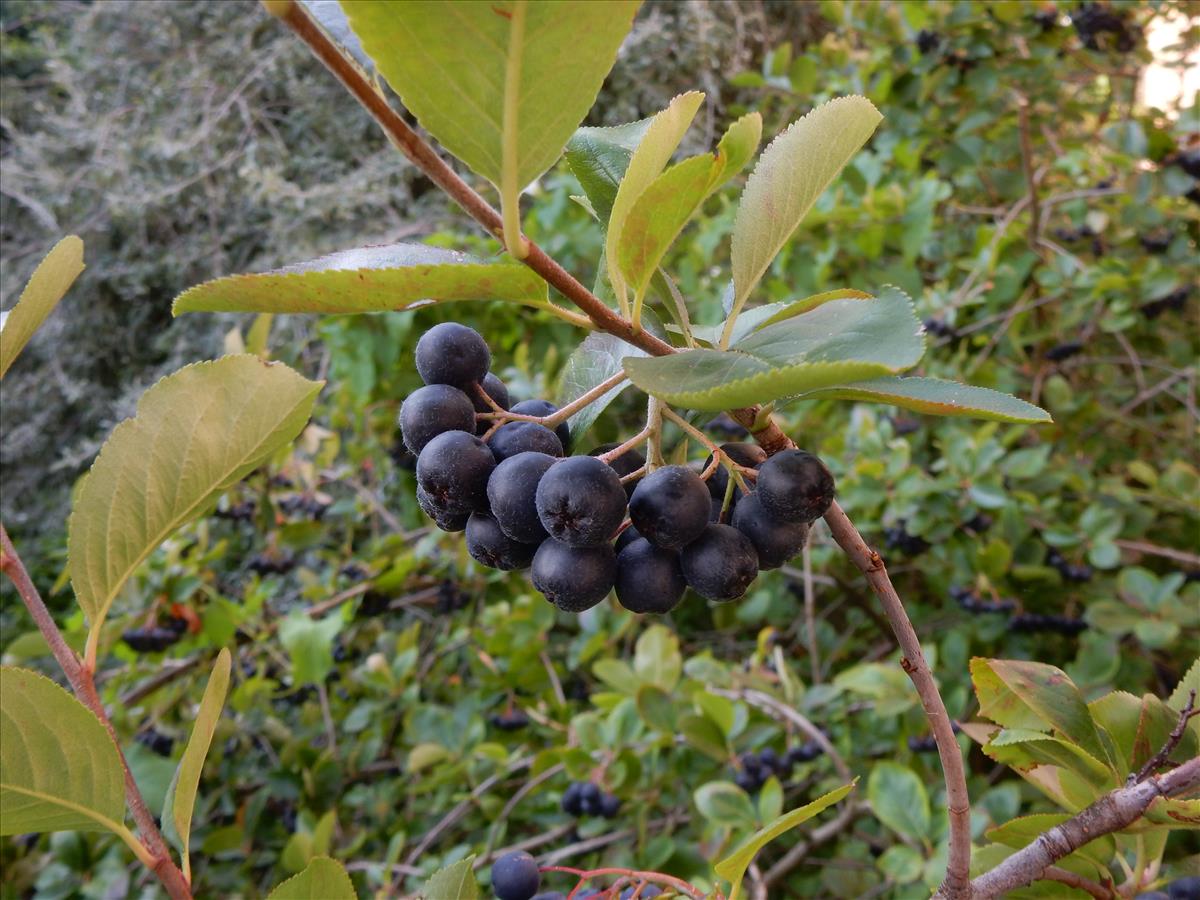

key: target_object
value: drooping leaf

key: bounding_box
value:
[565,118,654,223]
[68,357,322,634]
[793,376,1052,424]
[724,96,882,345]
[162,648,232,881]
[343,1,640,250]
[868,762,931,841]
[173,243,548,315]
[715,781,856,900]
[419,855,479,899]
[0,235,84,379]
[266,856,356,900]
[0,667,126,836]
[623,286,922,410]
[557,332,646,439]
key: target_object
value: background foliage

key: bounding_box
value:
[1,0,1197,897]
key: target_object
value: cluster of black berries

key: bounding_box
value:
[951,586,1016,614]
[1136,876,1200,900]
[489,709,530,731]
[923,317,956,339]
[401,322,834,615]
[136,728,174,757]
[1139,231,1172,254]
[1046,548,1093,582]
[915,29,941,54]
[1010,612,1088,636]
[884,521,930,556]
[277,494,329,520]
[561,781,620,819]
[1071,2,1138,52]
[1142,287,1191,320]
[733,743,822,794]
[247,551,295,576]
[121,616,188,653]
[214,499,255,522]
[491,850,663,900]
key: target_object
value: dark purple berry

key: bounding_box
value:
[510,399,571,453]
[416,484,470,532]
[488,421,563,461]
[416,430,495,514]
[122,627,183,653]
[704,442,767,503]
[535,456,627,547]
[628,465,711,550]
[472,372,511,434]
[562,781,584,816]
[399,384,476,454]
[136,729,174,757]
[491,850,540,900]
[488,452,556,544]
[614,524,642,554]
[531,539,616,612]
[589,443,646,497]
[615,538,686,615]
[756,450,835,524]
[416,322,490,389]
[466,514,539,571]
[680,524,758,602]
[732,492,810,569]
[598,793,621,819]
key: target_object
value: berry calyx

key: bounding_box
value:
[487,451,557,544]
[756,449,835,524]
[615,538,687,615]
[416,485,470,532]
[535,456,627,547]
[415,430,496,514]
[531,539,616,612]
[731,492,810,570]
[628,464,711,550]
[399,383,475,454]
[491,850,540,900]
[466,513,539,571]
[415,321,490,389]
[680,524,758,601]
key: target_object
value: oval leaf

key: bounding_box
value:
[420,856,479,899]
[0,666,126,836]
[694,780,757,829]
[0,235,84,379]
[794,376,1051,424]
[623,286,922,410]
[724,96,882,345]
[868,762,930,841]
[68,357,322,632]
[565,118,654,224]
[267,855,356,900]
[163,648,232,880]
[173,243,547,315]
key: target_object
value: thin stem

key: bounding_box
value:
[646,397,665,469]
[597,425,652,464]
[540,865,706,900]
[662,407,758,483]
[475,371,628,427]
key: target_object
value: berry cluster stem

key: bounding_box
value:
[474,371,629,426]
[540,865,708,899]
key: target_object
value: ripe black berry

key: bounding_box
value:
[578,781,601,814]
[619,887,662,899]
[1140,231,1172,254]
[589,443,646,497]
[786,742,822,765]
[488,421,563,461]
[732,492,810,569]
[535,456,627,547]
[705,442,767,503]
[399,384,476,454]
[615,538,686,615]
[615,524,642,553]
[562,781,584,816]
[680,524,758,602]
[531,539,616,612]
[472,372,512,433]
[491,850,540,900]
[136,728,174,757]
[466,513,539,571]
[598,793,621,819]
[416,430,495,514]
[1168,877,1200,900]
[415,322,490,389]
[510,399,571,453]
[1045,341,1083,362]
[756,450,835,524]
[416,484,470,532]
[916,29,941,54]
[628,465,711,549]
[908,735,938,753]
[884,522,929,556]
[488,451,556,543]
[122,627,183,653]
[489,710,530,731]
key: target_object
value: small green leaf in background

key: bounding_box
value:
[266,855,355,900]
[173,243,548,315]
[67,357,322,640]
[868,762,930,842]
[0,667,126,836]
[162,648,232,882]
[419,855,478,900]
[794,376,1051,424]
[724,95,883,345]
[278,612,343,686]
[878,845,925,884]
[715,780,856,900]
[694,780,758,830]
[557,332,646,439]
[624,286,922,410]
[633,624,682,691]
[0,235,84,379]
[566,118,654,223]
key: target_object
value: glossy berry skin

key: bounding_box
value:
[705,441,767,502]
[615,538,686,615]
[732,492,810,569]
[628,465,711,550]
[488,421,563,461]
[1168,877,1200,900]
[532,539,616,612]
[488,452,556,543]
[416,430,495,514]
[511,399,571,453]
[473,372,511,434]
[756,449,835,524]
[466,514,538,571]
[415,322,490,389]
[416,485,470,532]
[590,443,646,497]
[535,456,627,547]
[681,524,758,602]
[399,384,476,454]
[491,850,540,900]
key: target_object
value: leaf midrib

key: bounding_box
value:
[0,782,126,835]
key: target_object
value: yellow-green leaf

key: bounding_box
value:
[420,856,479,899]
[0,235,84,379]
[267,855,355,900]
[68,357,322,636]
[162,648,232,882]
[794,376,1052,424]
[0,666,126,836]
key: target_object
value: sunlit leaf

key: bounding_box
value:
[565,118,654,223]
[267,856,355,899]
[0,235,84,379]
[868,763,930,841]
[419,855,479,899]
[794,376,1052,424]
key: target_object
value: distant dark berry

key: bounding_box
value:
[916,29,941,54]
[884,522,930,556]
[598,793,621,819]
[532,539,617,612]
[416,430,495,514]
[680,524,758,602]
[488,421,564,461]
[1176,149,1200,179]
[908,735,939,753]
[1168,877,1200,900]
[1142,288,1190,319]
[535,456,627,547]
[466,513,539,571]
[1140,232,1172,254]
[136,729,174,757]
[357,590,391,618]
[732,492,809,569]
[510,399,571,453]
[734,769,761,793]
[923,317,956,338]
[1045,342,1083,362]
[399,384,475,454]
[416,484,470,532]
[562,781,584,816]
[1032,8,1058,30]
[589,443,646,497]
[756,450,835,524]
[786,741,822,765]
[247,551,295,575]
[122,627,183,653]
[163,616,189,635]
[619,887,662,899]
[758,747,780,772]
[891,417,921,436]
[416,322,490,389]
[615,538,687,615]
[628,465,711,550]
[491,850,540,900]
[1009,613,1088,635]
[489,710,530,731]
[963,513,993,533]
[704,442,767,503]
[472,372,511,434]
[488,452,557,544]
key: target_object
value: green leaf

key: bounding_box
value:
[794,376,1052,424]
[694,780,757,829]
[278,612,343,686]
[633,625,682,691]
[0,235,84,379]
[557,332,645,439]
[267,856,355,900]
[606,91,705,307]
[712,112,764,190]
[162,648,232,881]
[985,729,1115,787]
[623,286,922,410]
[173,243,548,315]
[715,781,856,900]
[0,667,126,836]
[986,814,1116,873]
[419,855,479,899]
[635,685,677,733]
[67,357,321,635]
[868,762,930,841]
[724,96,882,345]
[877,845,924,884]
[343,1,639,252]
[565,118,654,223]
[1168,657,1200,714]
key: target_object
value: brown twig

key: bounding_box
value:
[1114,539,1200,569]
[1041,866,1113,899]
[1133,689,1197,783]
